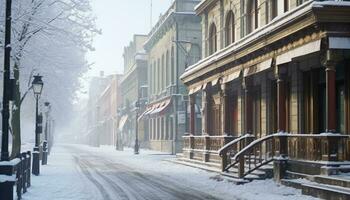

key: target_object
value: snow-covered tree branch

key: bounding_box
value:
[0,0,99,157]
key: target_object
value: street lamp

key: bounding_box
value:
[42,101,51,165]
[32,74,44,176]
[134,100,140,155]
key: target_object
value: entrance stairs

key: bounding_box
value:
[175,153,273,184]
[281,166,350,200]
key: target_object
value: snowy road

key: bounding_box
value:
[24,144,319,200]
[68,146,220,200]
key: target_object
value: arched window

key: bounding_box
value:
[225,11,235,46]
[209,23,217,55]
[247,0,258,34]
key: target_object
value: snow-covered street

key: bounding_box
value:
[22,144,318,200]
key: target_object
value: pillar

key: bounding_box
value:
[277,75,286,132]
[243,78,253,134]
[190,94,196,135]
[202,88,209,135]
[325,64,336,133]
[221,83,229,135]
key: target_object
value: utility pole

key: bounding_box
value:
[1,0,13,162]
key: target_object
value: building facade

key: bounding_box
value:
[86,72,122,147]
[96,74,123,146]
[141,0,202,153]
[180,0,350,189]
[119,35,149,150]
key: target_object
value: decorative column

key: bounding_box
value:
[277,74,286,133]
[189,94,196,135]
[243,78,253,134]
[221,82,229,135]
[325,63,337,133]
[202,88,209,135]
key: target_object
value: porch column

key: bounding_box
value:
[221,83,229,135]
[190,94,196,135]
[325,64,336,133]
[277,75,286,132]
[202,88,209,135]
[243,78,253,134]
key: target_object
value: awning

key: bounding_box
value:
[149,99,172,116]
[243,58,273,77]
[222,70,241,84]
[118,115,128,131]
[276,39,321,65]
[138,107,152,121]
[329,37,350,50]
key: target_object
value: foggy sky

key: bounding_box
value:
[87,0,173,76]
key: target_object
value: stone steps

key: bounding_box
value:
[282,170,350,200]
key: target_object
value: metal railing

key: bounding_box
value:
[221,133,350,178]
[15,151,32,199]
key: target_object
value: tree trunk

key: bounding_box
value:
[11,62,21,158]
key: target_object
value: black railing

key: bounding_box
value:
[15,151,31,199]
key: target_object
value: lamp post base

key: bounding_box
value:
[42,151,48,165]
[32,147,40,176]
[134,142,139,155]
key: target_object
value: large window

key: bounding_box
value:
[209,23,217,55]
[270,0,277,20]
[225,11,235,46]
[247,0,258,34]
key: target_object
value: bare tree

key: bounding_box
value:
[0,0,99,157]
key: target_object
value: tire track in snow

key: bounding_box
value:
[73,156,114,200]
[69,146,222,200]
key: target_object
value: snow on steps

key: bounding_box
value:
[173,155,273,182]
[169,158,249,185]
[281,178,350,200]
[282,171,350,200]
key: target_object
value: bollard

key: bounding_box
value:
[21,153,27,193]
[32,147,40,176]
[27,151,31,187]
[42,141,48,165]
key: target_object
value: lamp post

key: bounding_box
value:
[32,75,44,176]
[134,100,140,155]
[42,102,50,165]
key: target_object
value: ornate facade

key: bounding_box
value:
[141,0,202,153]
[180,0,350,198]
[119,35,149,149]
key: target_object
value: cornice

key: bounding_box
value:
[195,0,218,15]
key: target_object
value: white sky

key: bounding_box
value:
[87,0,173,77]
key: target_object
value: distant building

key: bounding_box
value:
[119,35,149,149]
[141,0,202,154]
[86,72,122,147]
[96,74,123,146]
